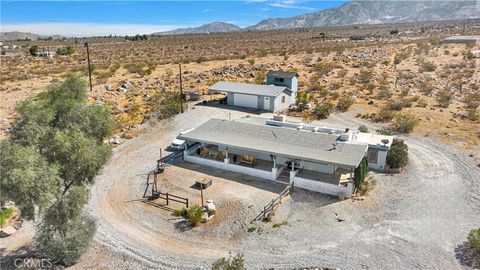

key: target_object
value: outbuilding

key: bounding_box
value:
[208,70,299,112]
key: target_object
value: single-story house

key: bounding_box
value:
[179,118,369,198]
[260,116,394,172]
[442,36,480,45]
[208,70,299,112]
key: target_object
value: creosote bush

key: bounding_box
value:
[392,113,419,133]
[314,102,334,119]
[386,138,408,169]
[468,228,480,255]
[212,252,245,270]
[186,205,204,226]
[437,89,453,108]
[336,95,354,112]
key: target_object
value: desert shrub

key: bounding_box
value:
[468,228,480,254]
[357,179,377,196]
[374,107,396,122]
[336,95,354,112]
[386,139,408,169]
[466,109,479,122]
[212,252,245,270]
[247,226,256,232]
[377,87,392,100]
[358,69,373,84]
[56,46,75,55]
[296,92,314,106]
[418,81,434,96]
[358,125,368,133]
[464,92,480,110]
[392,113,419,133]
[195,56,206,63]
[186,205,203,226]
[247,59,255,65]
[0,208,14,227]
[314,102,334,119]
[337,69,348,78]
[272,221,288,228]
[376,129,394,135]
[418,60,437,72]
[417,98,428,107]
[314,62,334,77]
[173,207,187,217]
[387,100,405,111]
[436,89,453,108]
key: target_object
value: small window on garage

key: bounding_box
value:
[275,78,284,83]
[367,149,378,164]
[281,96,286,103]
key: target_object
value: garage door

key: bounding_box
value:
[233,93,258,109]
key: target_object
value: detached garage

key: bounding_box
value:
[209,81,292,112]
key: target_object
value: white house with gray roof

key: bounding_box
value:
[209,71,298,112]
[179,118,369,198]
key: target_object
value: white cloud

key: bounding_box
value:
[266,0,315,10]
[0,23,188,37]
[201,8,212,13]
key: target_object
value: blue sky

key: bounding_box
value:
[1,1,347,36]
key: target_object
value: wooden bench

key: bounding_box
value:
[240,154,256,167]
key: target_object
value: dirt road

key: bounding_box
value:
[44,105,480,269]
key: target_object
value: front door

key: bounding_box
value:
[264,97,270,110]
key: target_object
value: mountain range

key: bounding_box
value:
[2,1,479,39]
[154,0,479,35]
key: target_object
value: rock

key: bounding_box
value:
[122,82,132,89]
[112,136,121,145]
[105,85,112,91]
[117,87,127,92]
[201,212,209,223]
[206,199,216,211]
[0,226,16,237]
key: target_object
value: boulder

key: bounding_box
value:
[0,226,16,237]
[105,85,112,91]
[206,199,216,211]
[201,212,209,223]
[122,82,132,89]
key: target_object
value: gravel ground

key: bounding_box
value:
[3,103,479,269]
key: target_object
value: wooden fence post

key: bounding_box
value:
[166,193,169,205]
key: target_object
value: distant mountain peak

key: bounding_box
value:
[153,22,241,35]
[248,0,479,30]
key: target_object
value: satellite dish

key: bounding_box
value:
[381,139,390,146]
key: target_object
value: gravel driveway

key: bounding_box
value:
[73,104,480,269]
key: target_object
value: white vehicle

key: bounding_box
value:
[170,128,194,150]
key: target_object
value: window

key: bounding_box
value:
[274,78,284,83]
[367,149,378,164]
[281,96,286,103]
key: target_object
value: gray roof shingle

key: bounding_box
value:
[209,81,289,97]
[266,70,299,79]
[179,118,368,168]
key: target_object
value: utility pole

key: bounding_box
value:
[84,42,93,92]
[179,63,184,113]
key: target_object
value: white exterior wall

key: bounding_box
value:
[293,175,354,198]
[299,160,335,174]
[273,92,292,112]
[368,149,388,171]
[184,154,277,181]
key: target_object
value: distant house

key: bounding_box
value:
[442,36,480,45]
[208,70,299,112]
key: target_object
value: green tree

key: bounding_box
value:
[3,73,113,266]
[0,141,59,219]
[386,139,408,169]
[212,252,245,270]
[36,187,96,266]
[29,45,39,56]
[354,157,368,188]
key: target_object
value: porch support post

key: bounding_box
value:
[224,148,229,164]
